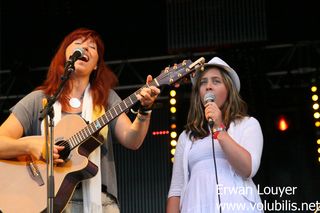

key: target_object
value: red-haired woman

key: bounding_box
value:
[0,28,159,212]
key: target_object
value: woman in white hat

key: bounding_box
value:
[167,57,264,212]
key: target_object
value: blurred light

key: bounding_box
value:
[311,86,317,93]
[170,90,176,97]
[170,98,177,105]
[171,148,176,155]
[169,89,178,164]
[170,106,177,113]
[152,130,169,135]
[278,116,288,131]
[314,112,320,119]
[170,140,177,146]
[315,121,320,127]
[317,139,320,144]
[312,94,318,101]
[318,148,320,154]
[313,103,319,110]
[170,131,177,138]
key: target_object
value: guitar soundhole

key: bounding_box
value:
[55,140,71,160]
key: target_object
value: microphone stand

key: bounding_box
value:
[39,63,76,213]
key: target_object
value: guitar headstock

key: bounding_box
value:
[154,57,205,87]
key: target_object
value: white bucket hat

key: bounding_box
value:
[191,57,241,92]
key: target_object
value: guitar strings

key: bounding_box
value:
[55,83,149,149]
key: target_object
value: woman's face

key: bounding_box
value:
[65,37,99,77]
[199,68,228,108]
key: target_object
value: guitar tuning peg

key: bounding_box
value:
[173,64,178,69]
[182,60,187,66]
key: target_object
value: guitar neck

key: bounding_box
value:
[64,57,204,150]
[66,81,158,150]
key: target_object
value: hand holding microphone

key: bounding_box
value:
[204,91,222,129]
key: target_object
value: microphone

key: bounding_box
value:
[65,48,84,68]
[204,92,216,128]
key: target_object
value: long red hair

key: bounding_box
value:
[36,28,118,111]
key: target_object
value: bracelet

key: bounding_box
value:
[212,124,226,139]
[130,108,139,114]
[136,113,150,122]
[138,105,152,115]
[130,104,153,115]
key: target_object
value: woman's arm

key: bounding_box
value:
[216,131,252,178]
[113,75,160,150]
[217,118,263,178]
[0,113,42,159]
[0,113,64,162]
[166,196,180,213]
[113,111,152,150]
[166,133,187,213]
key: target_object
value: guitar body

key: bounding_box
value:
[0,115,102,213]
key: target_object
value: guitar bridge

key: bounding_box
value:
[27,157,44,186]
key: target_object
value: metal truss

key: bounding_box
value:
[1,41,319,120]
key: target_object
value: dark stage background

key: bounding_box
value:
[1,0,320,212]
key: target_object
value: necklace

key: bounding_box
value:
[69,97,82,108]
[69,93,84,109]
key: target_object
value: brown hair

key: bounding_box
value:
[185,66,248,140]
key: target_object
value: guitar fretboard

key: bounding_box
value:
[66,81,158,150]
[61,58,198,150]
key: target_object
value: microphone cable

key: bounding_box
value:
[210,125,222,213]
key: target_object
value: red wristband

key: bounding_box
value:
[212,124,226,139]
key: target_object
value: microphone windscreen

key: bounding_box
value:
[204,92,215,104]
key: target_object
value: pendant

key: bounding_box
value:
[69,97,81,108]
